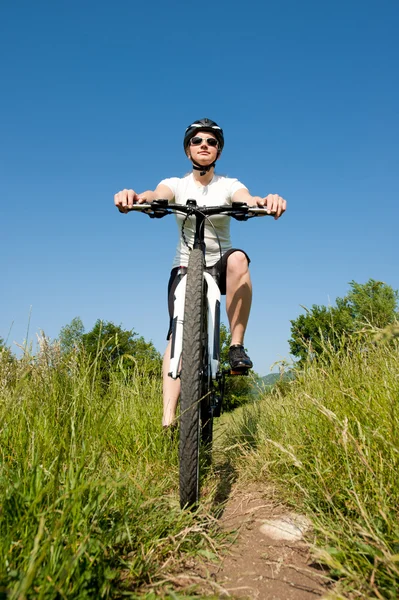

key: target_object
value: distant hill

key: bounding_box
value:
[261,373,280,386]
[260,371,295,387]
[247,371,295,399]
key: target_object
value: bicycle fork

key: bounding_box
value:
[168,270,221,380]
[169,268,250,419]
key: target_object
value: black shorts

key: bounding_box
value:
[166,248,250,340]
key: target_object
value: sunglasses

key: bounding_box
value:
[190,136,218,147]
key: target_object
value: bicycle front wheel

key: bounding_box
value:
[179,248,207,509]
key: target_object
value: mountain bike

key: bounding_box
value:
[129,199,270,508]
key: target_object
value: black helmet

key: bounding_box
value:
[183,118,224,154]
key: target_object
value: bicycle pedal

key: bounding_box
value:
[229,368,250,376]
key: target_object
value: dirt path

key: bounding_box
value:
[204,483,330,599]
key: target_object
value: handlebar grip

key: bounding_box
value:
[152,199,169,208]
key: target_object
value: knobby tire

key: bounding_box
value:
[179,248,208,508]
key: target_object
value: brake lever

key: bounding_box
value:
[149,210,170,219]
[233,213,250,221]
[134,199,170,219]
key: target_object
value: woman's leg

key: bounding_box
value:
[225,251,252,346]
[162,339,180,427]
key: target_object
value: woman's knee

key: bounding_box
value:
[227,251,250,276]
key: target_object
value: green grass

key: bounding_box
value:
[224,332,399,598]
[0,344,220,599]
[3,327,399,598]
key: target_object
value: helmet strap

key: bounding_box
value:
[191,159,216,176]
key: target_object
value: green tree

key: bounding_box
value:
[0,336,15,382]
[289,304,353,365]
[58,317,85,354]
[81,319,161,378]
[0,336,13,359]
[289,279,399,365]
[340,279,399,329]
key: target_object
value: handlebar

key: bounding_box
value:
[126,199,273,221]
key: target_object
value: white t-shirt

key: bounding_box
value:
[159,173,247,267]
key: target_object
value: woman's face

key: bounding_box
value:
[186,132,220,165]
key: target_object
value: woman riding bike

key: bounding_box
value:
[114,118,287,429]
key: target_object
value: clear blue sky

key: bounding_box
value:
[1,0,398,375]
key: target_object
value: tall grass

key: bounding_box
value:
[5,328,399,598]
[225,332,399,598]
[0,339,218,599]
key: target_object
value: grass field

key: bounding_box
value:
[0,343,220,599]
[1,327,399,598]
